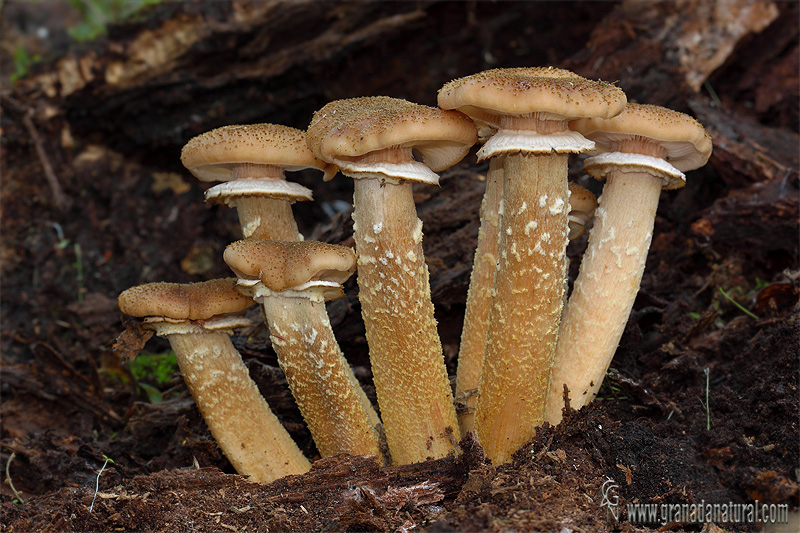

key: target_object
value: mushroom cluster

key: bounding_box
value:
[118,66,711,480]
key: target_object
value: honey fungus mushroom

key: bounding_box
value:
[117,278,311,483]
[453,177,597,434]
[181,124,334,241]
[546,103,712,424]
[306,96,477,464]
[224,239,385,463]
[438,67,626,463]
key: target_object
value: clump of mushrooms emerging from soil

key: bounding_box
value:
[437,67,627,463]
[118,66,710,479]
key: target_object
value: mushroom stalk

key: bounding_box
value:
[257,292,384,461]
[165,329,311,482]
[455,158,504,434]
[231,165,301,241]
[234,197,300,241]
[352,177,460,465]
[546,170,661,423]
[475,152,569,464]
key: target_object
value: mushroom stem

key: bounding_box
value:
[546,170,661,424]
[165,330,311,482]
[257,292,385,462]
[475,152,569,464]
[455,157,504,434]
[234,197,301,241]
[352,177,460,465]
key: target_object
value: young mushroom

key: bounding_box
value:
[224,239,385,463]
[567,182,598,241]
[454,176,597,434]
[118,278,311,483]
[545,103,712,424]
[306,96,477,464]
[181,124,334,241]
[438,67,626,463]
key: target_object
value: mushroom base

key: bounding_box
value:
[475,152,569,465]
[546,170,662,424]
[166,330,311,483]
[352,177,460,465]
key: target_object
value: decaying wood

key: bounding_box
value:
[565,0,793,116]
[13,0,790,152]
[690,99,799,188]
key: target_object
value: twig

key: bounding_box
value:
[19,107,71,211]
[5,452,25,504]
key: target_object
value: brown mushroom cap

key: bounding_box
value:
[437,67,627,127]
[118,278,255,320]
[567,182,597,240]
[181,124,332,182]
[306,96,477,172]
[570,103,712,172]
[224,239,356,292]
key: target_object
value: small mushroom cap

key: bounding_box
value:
[570,103,712,173]
[567,182,597,240]
[224,239,356,292]
[306,96,477,173]
[181,123,333,182]
[118,278,255,320]
[437,67,627,127]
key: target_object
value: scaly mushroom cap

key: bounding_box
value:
[438,67,626,159]
[571,103,713,189]
[437,67,627,127]
[181,123,333,182]
[306,96,477,183]
[224,239,356,293]
[118,278,255,320]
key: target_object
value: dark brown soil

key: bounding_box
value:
[1,1,798,532]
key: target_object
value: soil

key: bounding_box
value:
[1,1,798,532]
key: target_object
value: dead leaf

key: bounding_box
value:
[113,319,154,360]
[152,172,191,195]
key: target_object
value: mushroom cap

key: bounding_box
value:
[570,103,712,173]
[437,67,627,127]
[181,123,332,182]
[118,278,255,320]
[306,96,477,174]
[224,239,356,292]
[567,182,597,240]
